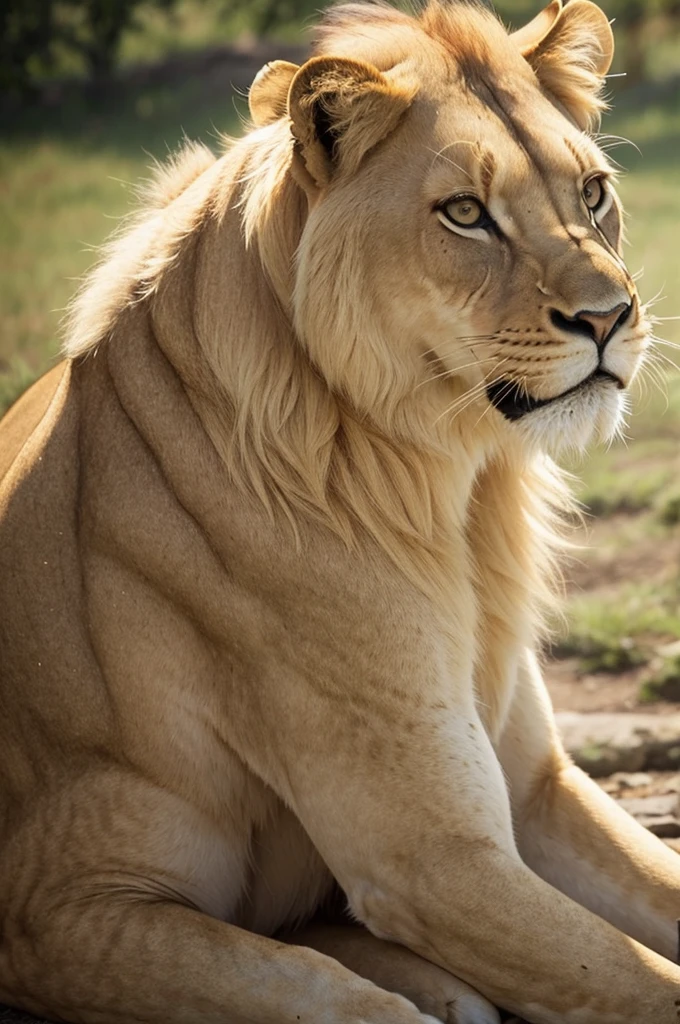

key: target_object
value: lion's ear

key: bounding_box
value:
[288,56,416,188]
[513,0,614,129]
[511,0,563,56]
[249,61,300,126]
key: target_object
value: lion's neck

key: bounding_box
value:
[140,129,519,607]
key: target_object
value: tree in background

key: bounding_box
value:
[75,0,179,81]
[603,0,680,83]
[218,0,317,37]
[1,0,178,95]
[2,0,679,95]
[496,0,680,83]
[1,1,56,95]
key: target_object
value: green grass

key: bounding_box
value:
[561,369,680,673]
[558,578,680,672]
[0,140,142,376]
[572,375,680,517]
[0,74,243,393]
[609,88,680,351]
[561,86,680,525]
[639,651,680,702]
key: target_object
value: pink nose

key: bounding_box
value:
[573,303,631,347]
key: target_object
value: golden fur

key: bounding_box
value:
[1,2,679,1023]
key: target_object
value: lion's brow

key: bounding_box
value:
[479,149,496,198]
[564,136,589,174]
[430,142,496,198]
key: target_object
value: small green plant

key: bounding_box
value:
[639,652,680,702]
[566,634,647,674]
[556,580,680,675]
[582,639,646,674]
[658,491,680,527]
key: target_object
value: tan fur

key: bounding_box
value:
[1,3,679,1024]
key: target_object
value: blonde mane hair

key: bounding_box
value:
[63,0,591,685]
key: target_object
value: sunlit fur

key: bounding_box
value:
[63,2,648,736]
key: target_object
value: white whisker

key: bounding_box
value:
[415,355,497,391]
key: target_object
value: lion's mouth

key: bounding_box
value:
[486,369,624,422]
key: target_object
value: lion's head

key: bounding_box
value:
[247,0,646,455]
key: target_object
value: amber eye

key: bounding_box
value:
[583,177,605,211]
[443,195,485,228]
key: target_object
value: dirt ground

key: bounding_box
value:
[545,656,680,713]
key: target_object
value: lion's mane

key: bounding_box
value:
[60,0,593,727]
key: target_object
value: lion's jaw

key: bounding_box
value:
[287,1,647,458]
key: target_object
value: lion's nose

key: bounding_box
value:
[550,301,632,348]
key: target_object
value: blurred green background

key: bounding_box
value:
[1,0,679,707]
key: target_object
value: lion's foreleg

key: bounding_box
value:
[2,893,446,1024]
[519,759,680,960]
[499,651,680,963]
[288,923,500,1024]
[0,771,442,1024]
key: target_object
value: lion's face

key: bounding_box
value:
[402,59,643,453]
[252,0,647,453]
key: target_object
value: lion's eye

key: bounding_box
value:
[583,177,605,212]
[441,195,487,228]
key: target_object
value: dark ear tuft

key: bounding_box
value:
[312,94,339,161]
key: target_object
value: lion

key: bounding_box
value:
[1,1,679,1022]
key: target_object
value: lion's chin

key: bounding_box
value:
[510,377,627,455]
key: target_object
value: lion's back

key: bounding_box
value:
[0,361,115,805]
[0,363,69,485]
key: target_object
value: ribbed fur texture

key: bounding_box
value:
[63,0,615,687]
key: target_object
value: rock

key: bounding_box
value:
[555,711,680,777]
[616,794,680,837]
[600,771,653,794]
[657,640,680,659]
[617,793,678,817]
[646,816,680,838]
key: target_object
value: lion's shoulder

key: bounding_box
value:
[0,362,70,485]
